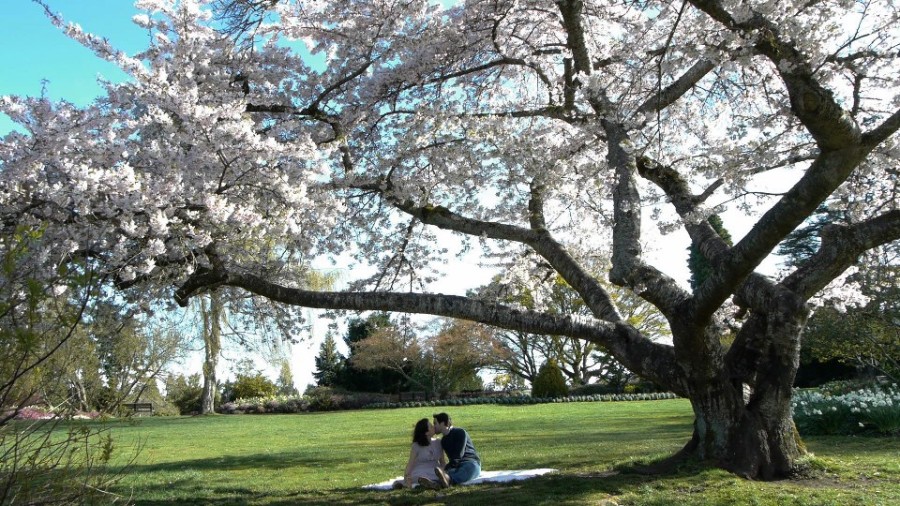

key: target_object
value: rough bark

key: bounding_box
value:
[681,291,808,479]
[200,292,222,415]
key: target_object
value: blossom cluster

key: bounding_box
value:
[792,384,900,436]
[6,406,101,421]
[11,406,56,421]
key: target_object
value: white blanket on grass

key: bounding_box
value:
[363,468,556,490]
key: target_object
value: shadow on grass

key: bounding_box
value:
[126,472,648,506]
[120,455,684,506]
[483,421,692,470]
[124,449,355,475]
[274,468,688,506]
[122,449,900,506]
[117,450,361,505]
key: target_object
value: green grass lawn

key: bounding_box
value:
[70,399,900,504]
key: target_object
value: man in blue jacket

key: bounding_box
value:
[431,412,481,488]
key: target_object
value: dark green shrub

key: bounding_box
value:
[151,402,181,416]
[818,379,872,396]
[532,359,569,398]
[165,374,206,414]
[169,384,203,415]
[340,391,392,409]
[305,386,340,411]
[280,397,310,413]
[93,386,119,413]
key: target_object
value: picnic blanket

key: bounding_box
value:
[363,468,557,490]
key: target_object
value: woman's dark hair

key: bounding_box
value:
[412,418,431,447]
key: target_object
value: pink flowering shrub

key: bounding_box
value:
[14,406,56,420]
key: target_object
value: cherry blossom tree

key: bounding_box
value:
[2,0,900,479]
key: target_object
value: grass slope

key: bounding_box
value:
[79,399,898,504]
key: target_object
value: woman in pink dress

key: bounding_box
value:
[394,418,446,489]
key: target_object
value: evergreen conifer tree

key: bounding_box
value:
[313,334,343,387]
[531,359,568,398]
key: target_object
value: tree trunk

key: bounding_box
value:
[687,379,803,479]
[201,361,216,415]
[70,378,89,412]
[680,306,807,479]
[200,292,222,415]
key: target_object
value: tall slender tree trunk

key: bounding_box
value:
[70,377,90,412]
[200,292,222,414]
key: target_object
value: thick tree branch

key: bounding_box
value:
[862,106,900,149]
[349,181,680,372]
[531,234,629,323]
[391,197,539,244]
[637,114,875,318]
[636,58,717,117]
[636,152,812,386]
[637,154,789,383]
[557,0,592,76]
[723,146,869,294]
[556,0,697,320]
[528,176,623,323]
[527,176,548,232]
[173,266,686,394]
[726,212,900,387]
[363,179,627,323]
[687,0,862,151]
[783,210,900,299]
[604,123,690,320]
[636,156,731,313]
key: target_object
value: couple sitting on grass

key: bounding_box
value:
[394,412,480,490]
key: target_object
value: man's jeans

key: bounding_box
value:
[446,460,481,485]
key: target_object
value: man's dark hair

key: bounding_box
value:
[433,412,451,426]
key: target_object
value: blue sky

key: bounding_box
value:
[1,1,147,134]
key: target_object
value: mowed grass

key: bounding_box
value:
[63,399,899,505]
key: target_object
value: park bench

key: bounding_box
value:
[457,389,484,398]
[123,402,153,415]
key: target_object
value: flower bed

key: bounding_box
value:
[792,383,900,435]
[3,406,102,421]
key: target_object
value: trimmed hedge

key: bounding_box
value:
[363,392,679,410]
[219,391,680,414]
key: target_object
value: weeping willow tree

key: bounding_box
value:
[194,269,339,413]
